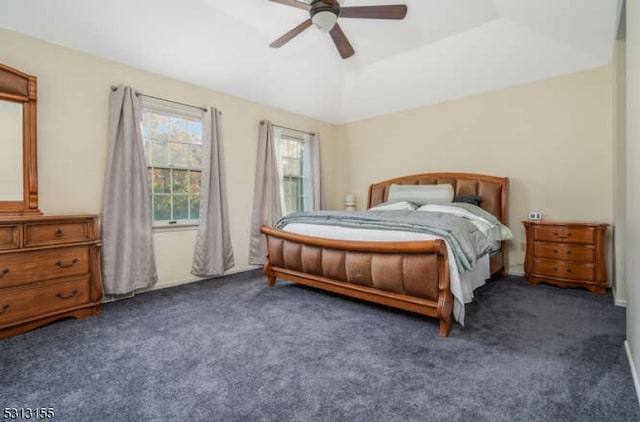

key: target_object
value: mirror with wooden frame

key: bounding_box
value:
[0,63,40,215]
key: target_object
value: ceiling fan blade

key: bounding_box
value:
[270,19,313,48]
[268,0,311,11]
[329,23,355,59]
[340,5,408,19]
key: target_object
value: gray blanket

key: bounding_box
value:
[275,210,494,272]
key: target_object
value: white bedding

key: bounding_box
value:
[282,222,491,325]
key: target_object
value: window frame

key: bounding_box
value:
[140,97,205,228]
[273,126,314,215]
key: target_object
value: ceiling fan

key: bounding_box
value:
[268,0,408,59]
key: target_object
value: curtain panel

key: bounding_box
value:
[102,85,158,295]
[248,121,283,265]
[191,107,235,277]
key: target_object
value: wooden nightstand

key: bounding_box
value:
[523,221,608,294]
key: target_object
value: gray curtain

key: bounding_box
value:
[102,85,158,295]
[310,132,323,210]
[191,107,235,277]
[248,121,283,265]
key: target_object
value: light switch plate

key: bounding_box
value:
[528,211,542,221]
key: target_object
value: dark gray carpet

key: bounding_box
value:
[1,270,638,422]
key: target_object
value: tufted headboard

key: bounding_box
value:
[367,172,509,225]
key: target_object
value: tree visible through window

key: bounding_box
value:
[141,99,204,225]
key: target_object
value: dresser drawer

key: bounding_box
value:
[24,221,91,247]
[0,277,90,326]
[0,246,89,289]
[533,242,594,262]
[532,259,595,282]
[533,226,594,244]
[0,225,20,250]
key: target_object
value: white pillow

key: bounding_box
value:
[369,200,417,211]
[387,184,454,205]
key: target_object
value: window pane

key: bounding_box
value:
[189,144,203,168]
[173,169,188,192]
[187,120,202,144]
[282,157,301,177]
[170,117,187,142]
[190,193,200,219]
[190,170,201,219]
[173,194,189,220]
[151,140,169,166]
[152,168,171,193]
[169,142,188,168]
[285,196,296,214]
[153,194,172,221]
[143,112,170,142]
[190,170,201,194]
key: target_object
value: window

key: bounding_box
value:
[141,98,204,226]
[274,126,314,214]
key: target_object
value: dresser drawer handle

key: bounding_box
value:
[55,228,63,237]
[0,303,9,314]
[55,258,78,269]
[0,268,9,279]
[566,269,572,273]
[56,288,78,300]
[554,232,571,238]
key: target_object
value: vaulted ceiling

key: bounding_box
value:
[0,0,623,123]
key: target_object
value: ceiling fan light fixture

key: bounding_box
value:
[311,11,338,32]
[310,1,340,32]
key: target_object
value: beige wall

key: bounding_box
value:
[0,28,338,288]
[614,38,627,304]
[335,66,614,276]
[625,0,640,399]
[0,29,617,293]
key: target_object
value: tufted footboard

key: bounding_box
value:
[260,226,453,336]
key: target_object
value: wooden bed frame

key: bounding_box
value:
[260,172,509,336]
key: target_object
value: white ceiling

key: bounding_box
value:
[0,0,623,124]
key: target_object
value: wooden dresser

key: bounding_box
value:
[0,214,102,338]
[523,221,608,294]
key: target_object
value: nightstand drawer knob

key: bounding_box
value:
[0,268,9,279]
[0,303,9,314]
[566,269,572,273]
[55,228,63,237]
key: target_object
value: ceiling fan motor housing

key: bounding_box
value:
[310,0,341,21]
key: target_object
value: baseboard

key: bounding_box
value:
[149,266,261,291]
[102,266,262,303]
[625,340,640,407]
[616,299,628,307]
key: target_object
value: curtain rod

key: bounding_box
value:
[110,85,208,113]
[262,121,315,136]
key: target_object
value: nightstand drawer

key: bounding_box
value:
[24,221,91,247]
[0,246,89,289]
[533,242,594,262]
[0,277,90,326]
[533,226,594,244]
[532,259,594,281]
